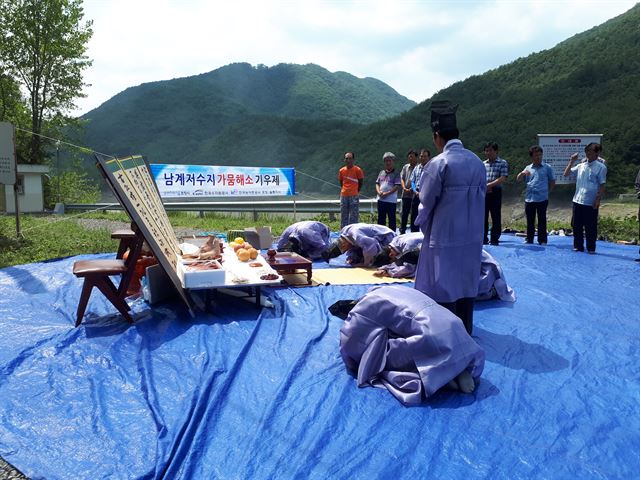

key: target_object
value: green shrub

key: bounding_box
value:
[43,170,100,208]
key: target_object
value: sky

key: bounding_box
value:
[75,0,638,116]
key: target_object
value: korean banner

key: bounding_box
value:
[537,134,603,185]
[149,164,295,198]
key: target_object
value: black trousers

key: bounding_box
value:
[525,200,548,244]
[377,201,397,232]
[409,196,420,232]
[438,297,475,335]
[400,196,419,233]
[484,189,502,244]
[400,197,413,234]
[573,202,599,252]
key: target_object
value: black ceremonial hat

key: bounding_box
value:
[430,100,458,132]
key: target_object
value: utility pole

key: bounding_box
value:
[56,141,61,203]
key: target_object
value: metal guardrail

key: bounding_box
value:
[65,198,384,216]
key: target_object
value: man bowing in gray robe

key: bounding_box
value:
[276,221,331,260]
[323,223,396,267]
[414,101,486,334]
[340,285,485,405]
[373,231,423,278]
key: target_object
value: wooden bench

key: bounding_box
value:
[111,228,137,259]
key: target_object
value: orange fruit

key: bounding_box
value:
[237,248,250,262]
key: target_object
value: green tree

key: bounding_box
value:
[0,0,92,163]
[0,73,23,120]
[43,158,100,208]
[0,72,31,159]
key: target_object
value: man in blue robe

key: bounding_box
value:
[323,223,396,266]
[339,285,485,405]
[477,250,516,302]
[276,221,330,260]
[414,101,486,334]
[373,231,423,278]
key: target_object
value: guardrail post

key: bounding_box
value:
[253,210,258,221]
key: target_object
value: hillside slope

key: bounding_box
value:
[295,4,640,196]
[79,62,415,163]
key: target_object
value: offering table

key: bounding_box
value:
[264,252,313,285]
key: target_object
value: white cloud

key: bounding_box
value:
[75,0,638,114]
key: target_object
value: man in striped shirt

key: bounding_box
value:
[483,142,508,245]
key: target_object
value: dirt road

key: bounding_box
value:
[502,199,638,225]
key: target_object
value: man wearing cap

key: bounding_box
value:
[338,151,364,228]
[376,152,402,232]
[414,101,486,335]
[409,148,431,232]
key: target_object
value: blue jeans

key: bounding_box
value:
[340,195,359,228]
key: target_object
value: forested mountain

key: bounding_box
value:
[79,62,415,165]
[295,4,640,196]
[79,5,640,197]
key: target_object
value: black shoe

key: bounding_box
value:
[395,248,420,266]
[328,299,360,320]
[490,242,499,246]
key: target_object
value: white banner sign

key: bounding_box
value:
[150,164,295,198]
[537,134,603,184]
[0,122,17,185]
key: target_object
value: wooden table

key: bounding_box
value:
[264,252,313,285]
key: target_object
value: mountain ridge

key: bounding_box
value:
[293,4,640,195]
[78,4,640,195]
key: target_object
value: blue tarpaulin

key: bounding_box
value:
[0,234,639,479]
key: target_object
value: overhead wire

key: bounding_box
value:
[9,127,377,233]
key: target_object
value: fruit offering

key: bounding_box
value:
[230,240,257,262]
[236,248,251,262]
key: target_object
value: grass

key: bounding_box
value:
[0,215,118,268]
[1,207,638,269]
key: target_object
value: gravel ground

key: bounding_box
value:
[0,457,27,480]
[75,218,202,239]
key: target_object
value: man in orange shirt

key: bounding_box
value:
[339,151,364,228]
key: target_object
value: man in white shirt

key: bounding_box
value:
[563,142,607,254]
